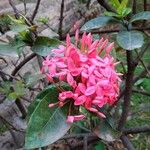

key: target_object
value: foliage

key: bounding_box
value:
[0,0,150,149]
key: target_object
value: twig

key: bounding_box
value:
[118,51,136,131]
[61,27,150,40]
[71,136,98,149]
[144,0,147,11]
[8,0,20,18]
[10,53,36,81]
[86,0,91,9]
[135,49,150,76]
[62,133,95,140]
[0,115,25,132]
[133,64,150,82]
[123,125,150,134]
[31,0,41,22]
[132,89,150,97]
[107,43,150,113]
[132,0,137,14]
[83,136,88,150]
[120,135,135,150]
[97,0,116,12]
[58,0,65,40]
[23,0,27,14]
[15,98,27,119]
[0,70,19,81]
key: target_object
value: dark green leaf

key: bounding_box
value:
[81,16,118,31]
[25,83,71,149]
[94,119,120,142]
[130,11,150,22]
[32,36,61,56]
[94,141,105,150]
[117,31,144,50]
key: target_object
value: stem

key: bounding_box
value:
[15,98,27,119]
[121,135,135,150]
[8,0,20,18]
[10,53,36,81]
[97,0,116,12]
[31,0,41,22]
[58,0,65,40]
[132,89,150,97]
[118,51,135,131]
[132,0,136,14]
[123,125,150,134]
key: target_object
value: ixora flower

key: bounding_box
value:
[42,30,121,123]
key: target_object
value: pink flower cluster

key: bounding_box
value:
[42,31,121,123]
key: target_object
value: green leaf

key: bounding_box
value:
[25,83,71,149]
[94,141,105,150]
[0,36,25,56]
[24,72,45,87]
[104,11,119,17]
[122,8,132,17]
[0,44,18,56]
[32,36,61,56]
[8,92,18,100]
[11,24,29,33]
[117,0,128,15]
[117,31,144,50]
[94,119,120,142]
[8,15,25,24]
[130,11,150,22]
[81,16,118,31]
[14,81,25,97]
[110,0,120,9]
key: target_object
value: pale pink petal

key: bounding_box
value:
[97,112,106,118]
[66,116,74,123]
[85,86,96,96]
[66,34,71,47]
[88,107,98,112]
[48,103,56,108]
[74,95,87,105]
[105,42,114,54]
[78,83,86,94]
[74,115,85,121]
[59,91,74,101]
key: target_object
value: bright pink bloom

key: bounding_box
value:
[66,115,85,123]
[42,30,121,123]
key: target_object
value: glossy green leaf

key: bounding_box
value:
[32,36,61,56]
[25,83,71,149]
[130,11,150,22]
[81,16,118,31]
[117,31,144,50]
[94,119,120,142]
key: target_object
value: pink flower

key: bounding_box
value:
[42,30,121,123]
[66,115,85,123]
